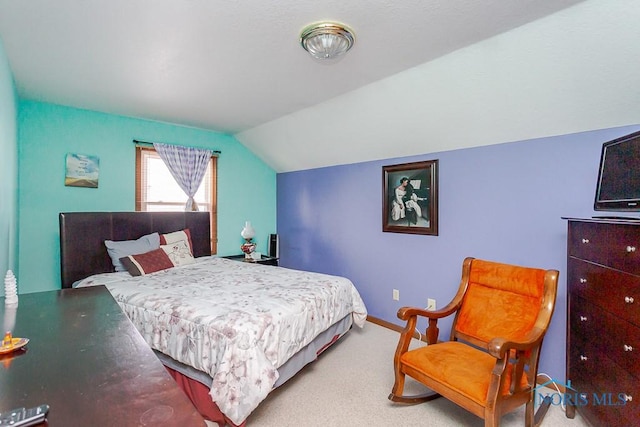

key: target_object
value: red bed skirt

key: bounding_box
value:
[164,365,246,427]
[163,331,343,426]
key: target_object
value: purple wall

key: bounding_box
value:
[277,125,640,381]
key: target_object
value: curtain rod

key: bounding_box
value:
[133,139,221,155]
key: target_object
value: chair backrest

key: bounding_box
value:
[453,259,551,346]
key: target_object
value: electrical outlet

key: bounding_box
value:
[393,289,400,301]
[426,298,436,311]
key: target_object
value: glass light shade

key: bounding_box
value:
[241,221,255,241]
[300,22,355,61]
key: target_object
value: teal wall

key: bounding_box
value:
[0,38,18,292]
[18,101,276,293]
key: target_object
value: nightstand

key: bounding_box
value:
[223,254,279,266]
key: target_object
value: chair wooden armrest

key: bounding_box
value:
[397,302,459,321]
[396,263,470,345]
[397,300,463,345]
[487,327,546,358]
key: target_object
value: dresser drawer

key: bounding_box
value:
[568,258,640,326]
[568,343,639,426]
[570,295,640,375]
[569,221,640,274]
[566,219,640,427]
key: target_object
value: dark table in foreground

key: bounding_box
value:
[0,286,205,426]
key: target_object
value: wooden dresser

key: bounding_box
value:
[566,218,640,426]
[0,286,205,426]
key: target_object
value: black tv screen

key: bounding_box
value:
[594,130,640,211]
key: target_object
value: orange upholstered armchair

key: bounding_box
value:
[389,257,559,427]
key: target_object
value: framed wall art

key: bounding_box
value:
[382,159,438,235]
[65,153,100,188]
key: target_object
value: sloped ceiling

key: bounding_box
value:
[2,1,638,172]
[237,0,640,171]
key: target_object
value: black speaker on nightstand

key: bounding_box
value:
[269,234,279,258]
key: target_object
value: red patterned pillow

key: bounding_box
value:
[120,248,174,276]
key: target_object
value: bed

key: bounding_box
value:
[58,211,368,426]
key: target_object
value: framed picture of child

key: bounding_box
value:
[382,159,438,235]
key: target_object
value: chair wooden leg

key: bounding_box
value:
[525,398,534,427]
[388,370,406,402]
[484,410,500,427]
[533,396,552,427]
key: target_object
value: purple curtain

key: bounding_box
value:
[153,143,212,211]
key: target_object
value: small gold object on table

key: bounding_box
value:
[0,331,29,355]
[2,331,11,347]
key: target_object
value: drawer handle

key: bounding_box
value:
[580,316,588,322]
[624,344,634,352]
[625,296,635,304]
[580,355,588,361]
[623,394,633,402]
[581,238,590,244]
[579,278,587,284]
[626,246,637,253]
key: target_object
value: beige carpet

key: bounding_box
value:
[208,321,589,427]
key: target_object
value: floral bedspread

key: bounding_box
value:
[76,256,367,425]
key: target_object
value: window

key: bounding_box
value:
[135,146,217,253]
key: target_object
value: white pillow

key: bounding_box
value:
[161,240,196,267]
[160,229,194,254]
[104,232,160,272]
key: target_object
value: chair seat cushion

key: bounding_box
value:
[400,341,527,406]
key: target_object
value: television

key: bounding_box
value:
[594,130,640,212]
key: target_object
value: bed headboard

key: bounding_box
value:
[59,211,211,289]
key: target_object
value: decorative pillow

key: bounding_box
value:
[120,248,174,276]
[161,240,196,267]
[159,229,193,254]
[105,232,160,272]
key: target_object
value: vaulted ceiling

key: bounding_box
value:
[1,1,638,172]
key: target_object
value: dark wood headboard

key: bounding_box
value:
[59,211,211,289]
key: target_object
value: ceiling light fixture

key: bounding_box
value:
[300,21,355,62]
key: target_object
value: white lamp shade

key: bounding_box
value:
[241,221,255,240]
